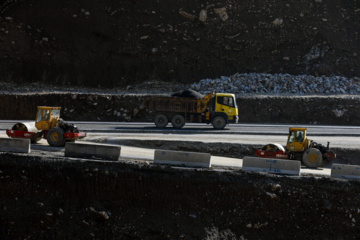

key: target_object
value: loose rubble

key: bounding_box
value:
[191,73,360,95]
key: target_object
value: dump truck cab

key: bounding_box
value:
[35,106,61,130]
[286,127,310,152]
[211,93,238,124]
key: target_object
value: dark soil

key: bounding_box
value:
[1,0,360,88]
[0,152,360,240]
[1,1,360,238]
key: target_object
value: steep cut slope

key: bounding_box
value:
[0,0,359,88]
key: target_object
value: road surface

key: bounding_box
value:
[1,121,357,177]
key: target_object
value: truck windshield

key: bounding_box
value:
[217,96,235,107]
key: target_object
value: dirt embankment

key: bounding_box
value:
[1,93,360,126]
[1,0,360,87]
[0,153,359,240]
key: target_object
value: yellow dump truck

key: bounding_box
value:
[142,90,238,129]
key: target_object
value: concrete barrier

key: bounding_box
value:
[0,138,31,153]
[331,164,360,180]
[154,150,211,168]
[242,156,301,175]
[65,142,121,161]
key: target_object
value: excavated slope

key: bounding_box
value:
[0,153,359,239]
[0,93,360,125]
[0,0,359,87]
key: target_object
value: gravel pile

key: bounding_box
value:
[190,73,360,95]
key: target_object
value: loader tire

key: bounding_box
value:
[302,148,323,168]
[154,114,168,128]
[212,116,226,130]
[171,115,185,129]
[47,127,66,147]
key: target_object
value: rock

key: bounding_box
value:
[179,11,196,21]
[214,8,228,22]
[332,109,347,117]
[199,10,207,22]
[133,108,140,117]
[90,207,110,220]
[271,184,281,192]
[266,192,277,198]
[273,18,283,25]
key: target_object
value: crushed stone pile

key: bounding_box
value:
[190,73,360,95]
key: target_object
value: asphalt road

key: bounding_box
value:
[1,121,358,177]
[1,121,359,148]
[93,122,360,149]
[1,121,360,135]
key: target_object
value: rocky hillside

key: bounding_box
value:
[0,0,359,88]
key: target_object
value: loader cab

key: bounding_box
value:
[35,106,61,130]
[286,127,309,152]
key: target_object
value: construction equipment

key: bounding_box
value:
[6,106,86,147]
[141,90,239,129]
[255,127,336,168]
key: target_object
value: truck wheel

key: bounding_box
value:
[47,127,66,147]
[154,114,168,128]
[212,116,226,130]
[171,115,185,129]
[302,148,323,168]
